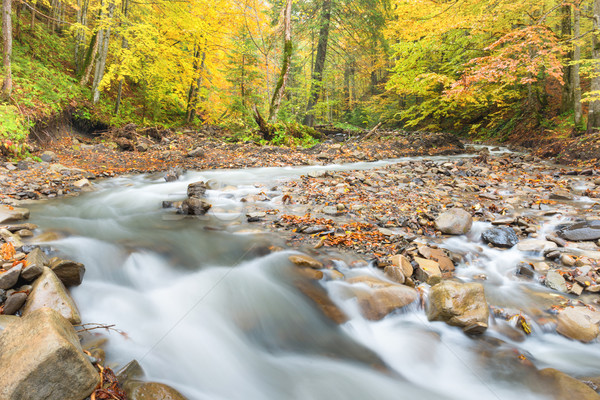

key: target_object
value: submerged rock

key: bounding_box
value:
[180,198,211,215]
[427,280,489,334]
[538,368,600,400]
[289,254,323,269]
[482,226,519,248]
[0,308,99,400]
[435,208,473,235]
[346,276,418,321]
[545,270,568,293]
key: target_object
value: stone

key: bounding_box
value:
[346,276,418,321]
[180,198,211,215]
[390,254,413,277]
[117,360,145,384]
[0,265,22,290]
[303,225,328,234]
[322,206,340,215]
[417,246,455,272]
[434,208,473,235]
[570,283,584,296]
[481,226,519,248]
[72,178,91,189]
[289,254,323,269]
[0,308,99,400]
[187,181,207,198]
[22,267,81,324]
[295,280,348,324]
[561,254,576,266]
[49,258,86,287]
[0,223,37,232]
[0,315,19,331]
[0,228,24,249]
[538,368,600,400]
[517,239,558,252]
[164,167,183,182]
[516,263,534,278]
[383,265,405,284]
[558,220,600,242]
[549,191,574,201]
[187,147,205,158]
[126,382,188,400]
[427,280,489,334]
[545,270,568,293]
[2,292,27,315]
[414,257,442,284]
[556,307,600,342]
[295,268,324,280]
[22,247,47,281]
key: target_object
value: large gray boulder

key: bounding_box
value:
[22,267,81,324]
[0,308,99,400]
[481,226,519,248]
[427,280,489,334]
[435,209,473,235]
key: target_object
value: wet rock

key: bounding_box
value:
[414,257,442,284]
[126,382,188,400]
[295,280,348,324]
[516,263,535,278]
[561,254,576,266]
[545,270,568,293]
[303,225,328,234]
[295,268,324,280]
[117,360,145,384]
[164,167,182,182]
[22,247,48,281]
[435,208,473,235]
[72,178,92,189]
[517,239,558,252]
[481,226,519,248]
[289,254,323,269]
[556,307,600,342]
[346,276,418,321]
[22,267,81,324]
[539,368,600,400]
[180,198,211,215]
[558,220,600,242]
[49,258,85,287]
[0,223,37,232]
[417,246,455,272]
[427,280,489,334]
[186,147,205,158]
[0,265,22,290]
[322,206,340,216]
[0,315,19,331]
[0,308,99,400]
[0,228,24,249]
[390,254,413,277]
[2,292,27,315]
[383,265,405,284]
[549,191,574,201]
[187,181,207,198]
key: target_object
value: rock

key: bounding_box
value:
[570,283,584,296]
[40,151,58,163]
[22,267,81,324]
[346,277,418,321]
[49,258,85,287]
[303,225,328,234]
[22,247,47,281]
[322,206,340,215]
[556,307,600,342]
[126,382,188,400]
[532,261,550,273]
[0,308,99,400]
[187,181,207,198]
[549,191,574,201]
[289,254,323,269]
[307,170,327,178]
[538,368,600,400]
[516,263,535,278]
[295,268,324,280]
[558,220,600,242]
[383,265,405,284]
[117,360,145,384]
[545,270,568,293]
[164,167,184,182]
[390,254,413,277]
[517,239,557,252]
[295,280,348,324]
[187,147,205,158]
[0,265,22,290]
[72,178,91,189]
[0,315,19,331]
[481,226,519,248]
[427,280,489,334]
[435,208,473,235]
[0,223,37,232]
[2,292,27,315]
[417,246,455,272]
[0,228,24,249]
[414,257,442,284]
[180,198,211,215]
[561,254,576,266]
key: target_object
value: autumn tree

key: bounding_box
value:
[1,0,12,98]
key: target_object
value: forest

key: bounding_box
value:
[1,0,600,147]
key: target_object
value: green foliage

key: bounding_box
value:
[0,105,33,157]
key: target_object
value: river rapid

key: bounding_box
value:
[26,152,600,400]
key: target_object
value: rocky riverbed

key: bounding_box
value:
[2,140,600,399]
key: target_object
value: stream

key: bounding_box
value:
[26,152,600,400]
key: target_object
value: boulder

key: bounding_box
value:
[0,315,19,331]
[427,280,489,334]
[517,239,557,252]
[49,258,85,287]
[538,368,600,400]
[22,267,81,324]
[0,205,30,224]
[0,265,22,290]
[556,307,600,343]
[346,276,418,320]
[481,226,519,248]
[289,254,323,269]
[545,270,568,293]
[180,198,211,215]
[414,257,442,284]
[390,254,413,277]
[22,247,47,281]
[417,246,455,272]
[383,264,405,284]
[187,181,207,198]
[0,308,99,400]
[0,228,24,248]
[434,208,473,235]
[558,220,600,242]
[126,382,188,400]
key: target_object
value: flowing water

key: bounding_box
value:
[26,153,600,400]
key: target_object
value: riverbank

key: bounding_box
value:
[1,135,600,399]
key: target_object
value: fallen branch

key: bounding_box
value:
[360,121,384,142]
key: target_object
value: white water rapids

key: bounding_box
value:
[26,153,600,400]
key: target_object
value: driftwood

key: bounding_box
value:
[360,121,384,142]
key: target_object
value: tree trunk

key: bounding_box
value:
[303,0,332,127]
[114,0,129,115]
[185,44,206,124]
[588,0,600,132]
[30,3,35,29]
[80,32,98,85]
[75,0,90,75]
[268,0,292,122]
[573,0,582,126]
[561,5,573,113]
[1,0,12,98]
[92,2,115,104]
